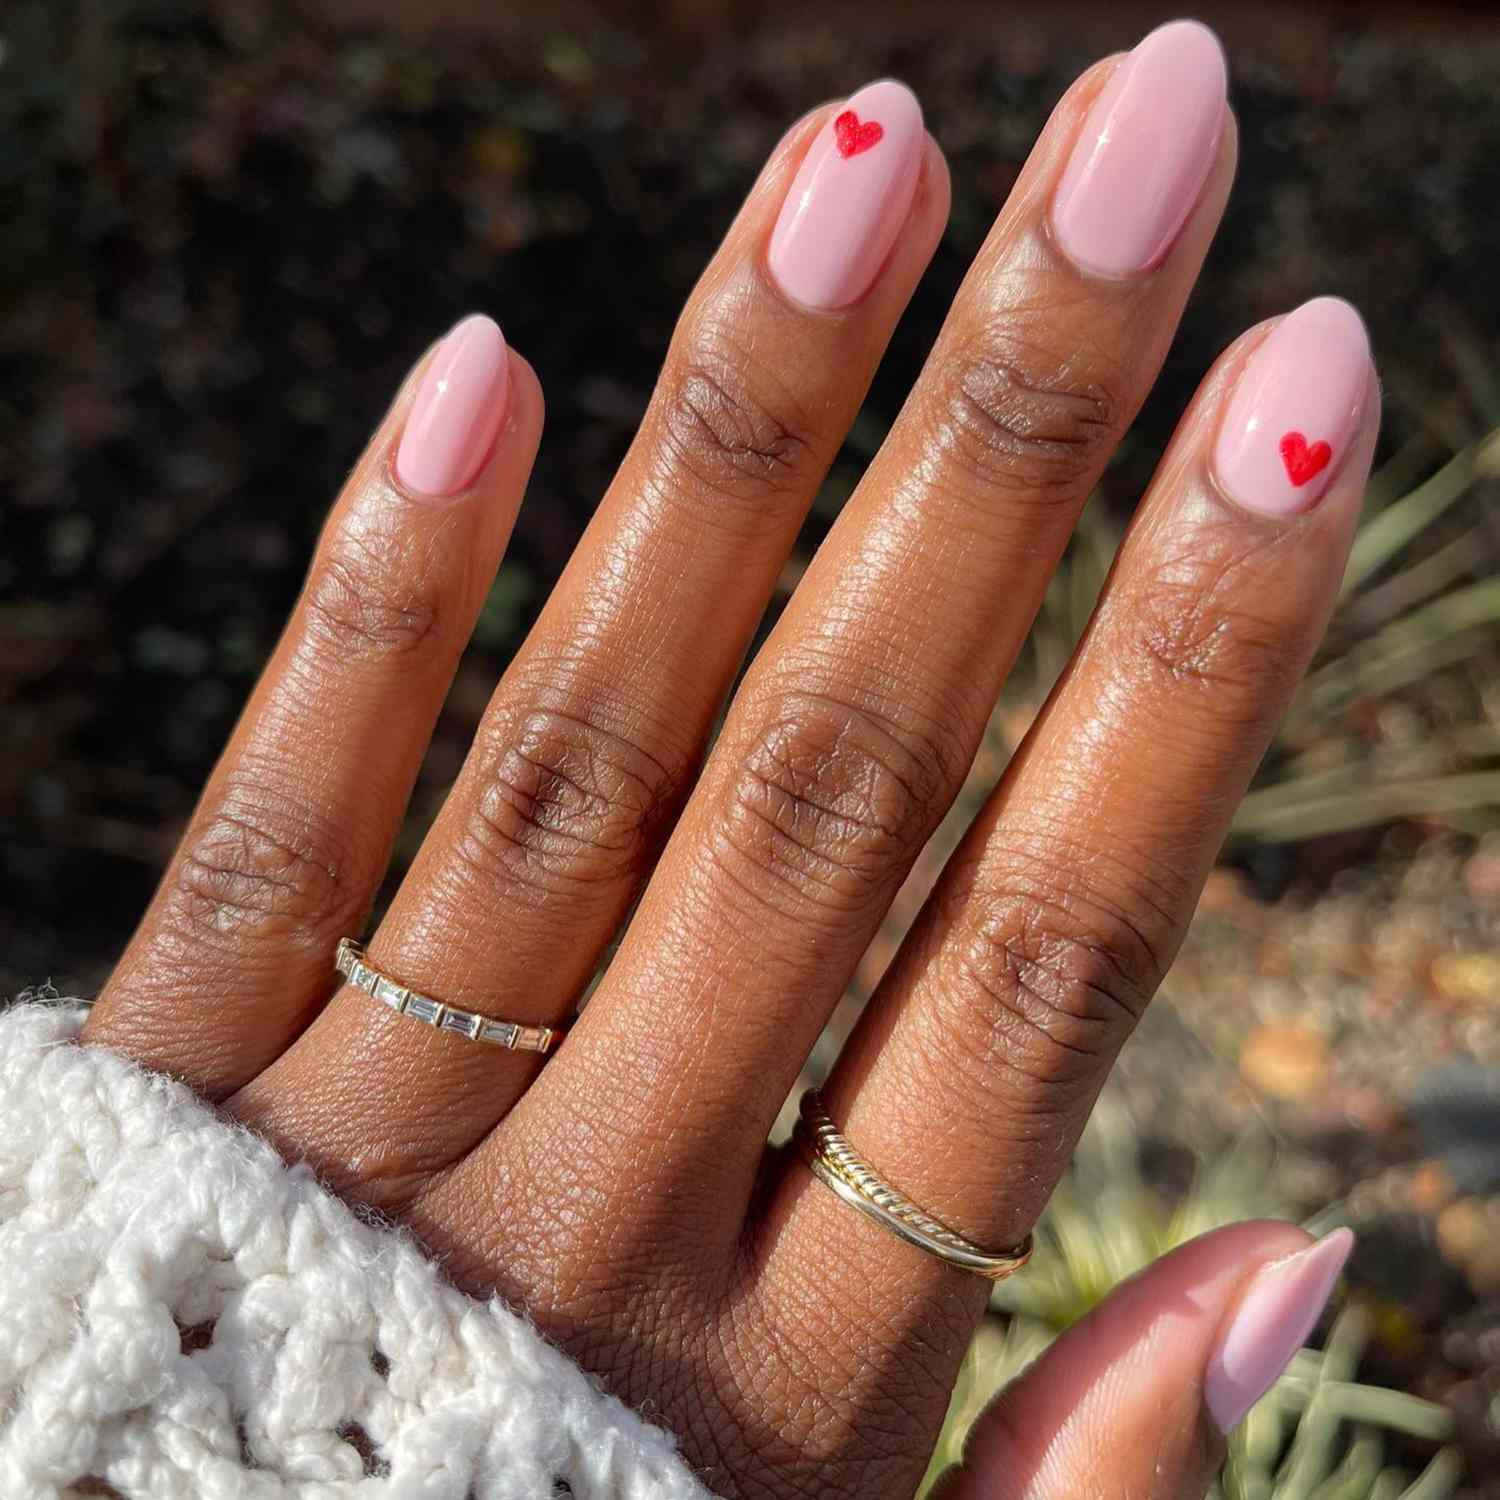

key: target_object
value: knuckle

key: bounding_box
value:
[655,344,817,514]
[456,703,683,894]
[168,782,358,950]
[1125,547,1299,708]
[301,526,444,661]
[941,871,1164,1094]
[715,689,955,921]
[933,327,1120,500]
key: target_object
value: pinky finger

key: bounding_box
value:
[937,1223,1353,1500]
[85,317,542,1097]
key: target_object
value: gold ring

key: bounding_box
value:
[794,1089,1031,1281]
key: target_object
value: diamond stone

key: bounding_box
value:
[405,995,441,1024]
[372,976,408,1010]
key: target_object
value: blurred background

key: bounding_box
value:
[4,0,1500,1493]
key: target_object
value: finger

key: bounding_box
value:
[230,86,951,1193]
[939,1225,1353,1500]
[84,317,542,1096]
[450,24,1235,1264]
[803,299,1377,1280]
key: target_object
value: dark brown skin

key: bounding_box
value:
[84,56,1378,1500]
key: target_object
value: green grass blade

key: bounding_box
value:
[1360,432,1442,514]
[1340,433,1498,597]
[1344,523,1498,635]
[1396,1449,1465,1500]
[1317,1384,1456,1442]
[1232,772,1500,841]
[1305,1429,1383,1500]
[1299,575,1500,720]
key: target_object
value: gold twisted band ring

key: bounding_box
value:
[335,938,563,1053]
[794,1089,1032,1281]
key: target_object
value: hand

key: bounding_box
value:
[83,23,1377,1500]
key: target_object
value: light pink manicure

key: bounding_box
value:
[1213,297,1372,517]
[1051,20,1227,278]
[767,79,924,311]
[395,314,510,499]
[1204,1229,1354,1432]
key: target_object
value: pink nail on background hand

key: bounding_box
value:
[1205,1228,1354,1433]
[767,79,924,311]
[395,314,510,499]
[1051,20,1227,278]
[1213,297,1373,517]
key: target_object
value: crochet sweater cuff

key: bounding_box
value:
[0,1001,714,1500]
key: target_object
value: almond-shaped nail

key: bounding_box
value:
[1204,1228,1354,1433]
[767,79,924,311]
[1051,20,1227,278]
[1213,298,1372,517]
[395,314,510,499]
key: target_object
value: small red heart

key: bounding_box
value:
[834,110,884,159]
[1279,430,1333,487]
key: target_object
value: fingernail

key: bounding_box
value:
[395,314,510,499]
[1204,1228,1354,1433]
[1051,20,1227,278]
[767,79,925,311]
[1212,297,1372,517]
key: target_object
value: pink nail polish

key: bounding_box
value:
[1051,20,1227,278]
[1213,298,1372,517]
[395,314,510,499]
[767,79,925,311]
[1205,1229,1354,1433]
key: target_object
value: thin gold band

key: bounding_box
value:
[794,1089,1031,1281]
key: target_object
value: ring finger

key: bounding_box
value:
[231,86,951,1195]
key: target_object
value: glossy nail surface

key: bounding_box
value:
[1205,1229,1354,1432]
[768,79,924,311]
[1051,20,1227,278]
[1213,298,1371,517]
[395,314,510,499]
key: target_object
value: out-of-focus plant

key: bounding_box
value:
[1006,421,1500,845]
[918,1096,1461,1498]
[1233,425,1500,843]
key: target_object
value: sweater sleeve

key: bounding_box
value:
[0,1000,717,1500]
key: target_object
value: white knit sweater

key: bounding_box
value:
[0,1000,715,1500]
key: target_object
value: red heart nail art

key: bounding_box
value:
[1279,431,1333,487]
[834,110,884,158]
